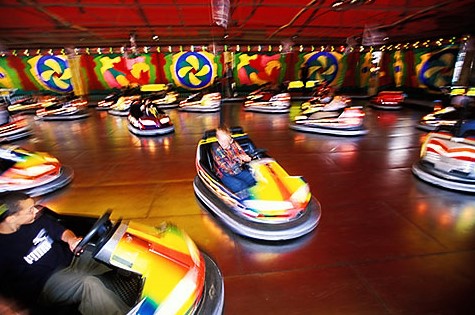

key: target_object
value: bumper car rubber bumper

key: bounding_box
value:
[195,253,225,315]
[38,112,90,121]
[0,125,32,142]
[127,124,175,136]
[8,165,74,197]
[243,105,290,113]
[416,122,441,132]
[179,106,220,113]
[412,161,475,193]
[289,122,368,136]
[193,176,321,241]
[371,103,403,110]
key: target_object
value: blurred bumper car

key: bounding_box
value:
[109,95,141,116]
[0,109,32,143]
[179,92,221,112]
[141,84,180,109]
[290,97,368,136]
[370,91,406,110]
[412,114,475,193]
[2,208,224,315]
[418,93,475,131]
[0,146,73,196]
[98,85,141,111]
[8,95,58,115]
[36,98,90,121]
[417,105,461,131]
[128,99,174,136]
[194,127,321,240]
[243,84,291,113]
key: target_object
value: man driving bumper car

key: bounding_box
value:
[0,192,129,315]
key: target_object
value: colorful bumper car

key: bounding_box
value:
[36,97,89,121]
[412,101,475,192]
[0,146,73,196]
[370,91,406,110]
[8,95,58,115]
[2,208,224,315]
[0,107,32,143]
[418,95,474,131]
[98,85,142,111]
[417,105,462,131]
[109,95,141,116]
[128,99,174,136]
[97,91,121,111]
[290,96,368,136]
[179,92,221,112]
[141,84,180,109]
[193,127,321,240]
[300,93,350,111]
[243,84,291,113]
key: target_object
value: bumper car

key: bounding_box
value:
[35,98,90,121]
[98,85,141,111]
[299,82,335,109]
[141,84,180,109]
[417,105,462,131]
[243,84,291,113]
[128,99,174,136]
[8,95,58,115]
[1,208,224,315]
[179,92,221,113]
[0,108,32,143]
[97,91,120,111]
[370,91,406,110]
[0,145,73,196]
[412,101,475,192]
[290,96,368,136]
[418,94,475,131]
[147,91,179,109]
[109,95,141,116]
[300,94,351,111]
[193,127,321,240]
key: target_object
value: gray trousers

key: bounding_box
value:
[40,251,130,315]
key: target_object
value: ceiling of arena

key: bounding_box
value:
[1,0,474,50]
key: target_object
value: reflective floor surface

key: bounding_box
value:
[15,101,475,315]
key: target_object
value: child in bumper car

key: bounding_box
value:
[212,125,256,199]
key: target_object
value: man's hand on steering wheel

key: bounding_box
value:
[68,237,83,252]
[240,154,251,163]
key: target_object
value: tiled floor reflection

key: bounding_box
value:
[17,100,475,315]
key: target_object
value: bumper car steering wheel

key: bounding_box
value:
[250,148,266,160]
[73,210,112,256]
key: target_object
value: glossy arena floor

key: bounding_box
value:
[18,100,475,315]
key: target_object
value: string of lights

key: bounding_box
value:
[0,36,469,57]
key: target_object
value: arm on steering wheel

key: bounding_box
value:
[73,210,112,256]
[249,148,267,160]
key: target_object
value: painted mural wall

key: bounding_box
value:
[0,45,459,94]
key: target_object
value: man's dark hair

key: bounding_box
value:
[0,192,31,222]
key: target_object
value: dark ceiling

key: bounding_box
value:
[1,0,474,50]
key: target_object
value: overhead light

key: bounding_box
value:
[331,0,375,9]
[331,0,346,8]
[152,35,159,41]
[223,33,229,39]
